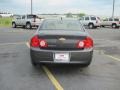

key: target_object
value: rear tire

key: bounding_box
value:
[26,23,31,29]
[112,24,117,28]
[88,23,94,29]
[12,22,16,28]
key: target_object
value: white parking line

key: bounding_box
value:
[105,55,120,62]
[95,50,120,62]
[0,42,25,46]
[94,39,120,44]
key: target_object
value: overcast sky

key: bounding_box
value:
[0,0,120,16]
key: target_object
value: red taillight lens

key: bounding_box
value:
[30,35,39,47]
[76,37,93,49]
[30,35,48,48]
[84,37,93,48]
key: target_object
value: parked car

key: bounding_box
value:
[101,18,120,28]
[30,19,94,67]
[12,14,43,29]
[79,15,101,29]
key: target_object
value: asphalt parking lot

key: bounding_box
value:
[0,27,120,90]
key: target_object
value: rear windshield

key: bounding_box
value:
[27,15,39,19]
[114,18,119,21]
[40,20,84,31]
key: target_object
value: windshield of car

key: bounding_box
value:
[27,15,39,19]
[114,18,119,21]
[40,20,84,31]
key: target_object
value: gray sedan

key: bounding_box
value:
[30,19,94,67]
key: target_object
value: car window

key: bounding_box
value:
[16,16,21,19]
[114,18,119,21]
[103,18,108,21]
[27,15,34,19]
[109,18,113,21]
[91,17,96,20]
[27,15,38,19]
[40,20,84,31]
[85,17,89,20]
[22,15,25,19]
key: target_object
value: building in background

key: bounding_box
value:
[0,11,13,17]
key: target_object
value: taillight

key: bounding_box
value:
[77,41,85,48]
[76,37,93,49]
[39,39,48,48]
[30,35,39,47]
[33,18,36,22]
[84,37,93,48]
[30,35,48,48]
[96,20,98,23]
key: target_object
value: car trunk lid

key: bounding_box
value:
[38,30,88,50]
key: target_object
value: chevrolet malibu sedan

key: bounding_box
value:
[30,19,94,67]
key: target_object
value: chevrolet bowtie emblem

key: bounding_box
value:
[59,38,66,41]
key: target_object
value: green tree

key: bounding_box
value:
[77,13,85,18]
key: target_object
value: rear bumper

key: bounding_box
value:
[31,22,41,27]
[30,48,93,64]
[94,24,100,27]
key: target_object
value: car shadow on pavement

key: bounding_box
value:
[41,64,89,75]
